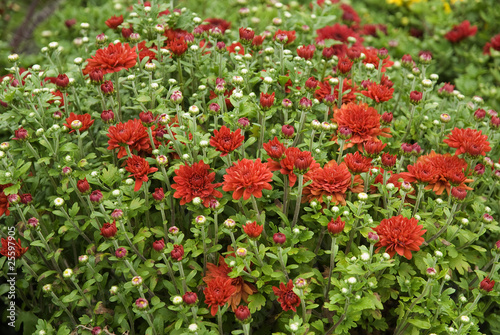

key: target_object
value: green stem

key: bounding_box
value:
[177,261,188,294]
[60,207,92,244]
[292,109,307,147]
[291,174,304,228]
[336,139,345,165]
[345,201,363,255]
[412,184,425,217]
[394,278,433,335]
[70,277,94,319]
[118,220,147,261]
[278,247,289,281]
[424,202,458,245]
[324,236,337,302]
[337,76,344,109]
[401,105,416,143]
[114,72,122,122]
[218,306,224,335]
[50,291,77,326]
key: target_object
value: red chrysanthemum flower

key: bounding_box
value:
[267,147,320,187]
[204,276,237,316]
[171,244,184,261]
[316,23,362,44]
[106,119,151,158]
[204,255,257,311]
[444,20,477,43]
[137,41,157,62]
[168,37,188,57]
[333,102,391,150]
[443,127,491,157]
[373,215,426,260]
[202,18,231,33]
[340,4,360,25]
[297,44,316,60]
[400,162,439,185]
[222,159,273,200]
[483,34,500,55]
[164,28,191,41]
[125,155,158,192]
[272,279,301,312]
[315,78,357,104]
[274,29,296,45]
[344,151,372,174]
[209,126,244,157]
[370,170,411,194]
[82,42,137,75]
[227,42,245,55]
[0,184,13,217]
[63,112,95,134]
[417,151,472,195]
[100,221,117,238]
[242,221,263,239]
[105,15,123,29]
[303,160,361,204]
[362,47,394,72]
[263,137,286,160]
[361,24,387,37]
[361,82,394,103]
[0,237,28,259]
[172,160,223,207]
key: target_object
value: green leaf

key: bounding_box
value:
[408,319,431,329]
[14,162,32,179]
[137,95,151,102]
[3,183,21,195]
[129,198,145,211]
[247,293,266,313]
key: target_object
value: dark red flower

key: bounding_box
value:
[55,74,69,88]
[381,153,397,169]
[344,152,372,174]
[100,221,118,238]
[77,178,91,194]
[235,305,251,321]
[361,82,394,103]
[82,42,137,75]
[443,128,491,157]
[172,160,223,207]
[210,126,244,157]
[373,215,426,260]
[19,193,32,205]
[152,188,165,201]
[281,125,295,138]
[13,127,28,141]
[273,232,286,245]
[337,57,353,75]
[152,239,165,251]
[445,20,477,43]
[100,80,114,94]
[297,45,315,60]
[316,23,361,44]
[89,190,103,203]
[239,27,255,44]
[315,78,357,104]
[223,159,273,200]
[171,244,184,261]
[328,216,346,235]
[204,277,237,316]
[122,27,134,39]
[263,137,286,160]
[125,155,158,192]
[63,113,95,134]
[451,187,467,200]
[483,34,500,55]
[107,119,151,158]
[273,29,296,45]
[480,277,495,292]
[294,151,314,173]
[242,221,263,239]
[183,291,198,305]
[0,237,28,259]
[260,92,275,110]
[65,19,76,29]
[105,15,124,29]
[340,4,360,25]
[272,280,301,312]
[168,37,188,57]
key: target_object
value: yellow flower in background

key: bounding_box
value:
[386,0,423,6]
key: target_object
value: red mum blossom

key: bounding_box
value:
[260,92,275,109]
[316,23,361,44]
[333,102,391,150]
[445,20,477,43]
[302,160,359,205]
[227,42,245,55]
[204,276,237,316]
[417,151,472,195]
[297,44,316,60]
[328,216,346,235]
[272,280,301,312]
[106,119,151,158]
[223,159,273,200]
[77,178,91,194]
[340,4,360,25]
[315,78,357,104]
[252,35,265,49]
[137,41,157,62]
[362,47,393,72]
[400,162,439,185]
[344,152,372,174]
[1,184,13,217]
[361,24,388,37]
[361,82,394,103]
[164,28,191,41]
[171,244,184,261]
[82,42,137,75]
[480,277,495,292]
[364,139,387,157]
[204,255,257,311]
[483,34,500,55]
[443,128,491,157]
[267,147,320,187]
[63,112,95,133]
[125,155,158,192]
[274,29,296,45]
[210,126,244,157]
[263,137,286,160]
[202,18,231,33]
[243,221,263,239]
[0,237,28,259]
[105,15,123,29]
[337,57,353,75]
[172,160,223,207]
[100,221,117,238]
[373,215,426,260]
[168,37,188,57]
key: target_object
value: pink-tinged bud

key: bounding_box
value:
[13,127,29,141]
[451,187,467,201]
[410,91,423,104]
[237,117,250,129]
[135,298,149,310]
[215,41,226,53]
[496,240,500,250]
[111,209,123,219]
[115,247,127,258]
[89,69,104,83]
[299,97,312,110]
[491,116,500,129]
[305,77,318,91]
[273,232,286,245]
[139,111,155,125]
[214,83,225,95]
[367,232,379,244]
[294,151,314,174]
[282,98,293,109]
[401,54,413,68]
[381,112,393,125]
[236,247,247,257]
[53,111,63,119]
[55,74,69,88]
[152,188,165,201]
[235,305,251,322]
[480,277,495,292]
[338,126,352,140]
[193,26,204,37]
[209,199,220,210]
[426,267,437,277]
[209,103,221,114]
[295,277,307,288]
[474,163,485,176]
[378,48,389,59]
[169,226,179,235]
[91,326,102,335]
[324,94,335,107]
[210,27,223,38]
[152,239,165,251]
[474,108,486,121]
[419,51,432,64]
[328,216,346,235]
[412,143,422,155]
[170,90,183,104]
[96,33,107,44]
[401,143,414,155]
[20,193,32,204]
[7,194,20,205]
[275,33,288,44]
[65,19,76,28]
[401,181,412,192]
[89,190,103,203]
[101,110,115,123]
[487,109,498,118]
[183,291,198,305]
[100,80,114,95]
[483,213,494,223]
[239,27,255,45]
[381,153,397,169]
[281,124,295,139]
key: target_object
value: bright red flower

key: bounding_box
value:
[373,215,426,260]
[337,57,353,75]
[106,119,151,158]
[444,20,477,43]
[272,280,301,312]
[483,34,500,55]
[333,102,391,150]
[77,178,91,194]
[100,221,117,238]
[239,27,255,43]
[297,44,315,60]
[223,159,273,200]
[252,35,265,49]
[400,162,439,185]
[316,23,361,44]
[204,276,237,316]
[172,160,223,207]
[137,41,157,62]
[171,244,184,261]
[263,137,286,160]
[204,255,257,311]
[242,221,263,239]
[0,237,28,259]
[364,139,387,157]
[125,155,158,192]
[361,82,394,103]
[0,184,13,217]
[273,29,296,45]
[344,152,372,174]
[82,42,137,75]
[63,112,95,133]
[267,147,320,187]
[152,239,165,251]
[260,92,275,109]
[328,216,346,235]
[315,78,357,104]
[443,127,491,157]
[105,15,123,29]
[362,47,394,72]
[303,160,360,205]
[480,277,495,292]
[168,37,188,57]
[381,153,397,168]
[210,126,244,157]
